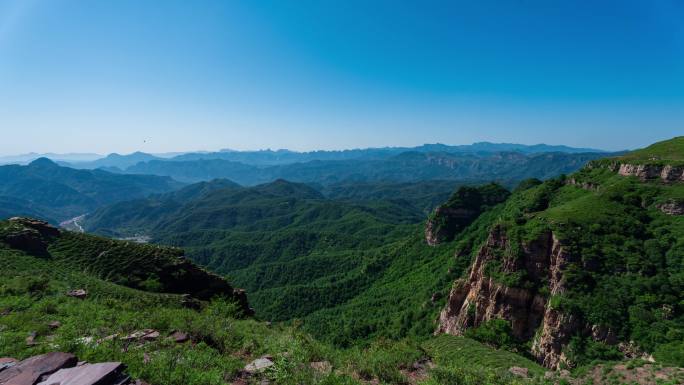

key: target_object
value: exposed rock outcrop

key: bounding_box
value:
[565,178,599,191]
[437,225,585,369]
[425,184,510,246]
[613,163,684,182]
[1,218,60,256]
[656,200,684,216]
[157,261,253,315]
[425,206,479,246]
[8,217,60,238]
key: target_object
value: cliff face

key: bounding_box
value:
[425,206,480,246]
[612,163,684,182]
[436,225,580,369]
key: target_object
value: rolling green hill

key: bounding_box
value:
[83,179,430,321]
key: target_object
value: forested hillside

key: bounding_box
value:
[436,136,684,369]
[82,138,684,372]
[2,139,683,385]
[3,215,602,385]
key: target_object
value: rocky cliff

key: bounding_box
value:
[436,224,589,369]
[614,163,684,182]
[425,184,510,246]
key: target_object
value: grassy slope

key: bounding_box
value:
[617,136,684,163]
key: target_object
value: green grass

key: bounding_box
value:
[617,136,684,163]
[424,335,545,375]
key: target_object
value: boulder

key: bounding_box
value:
[67,289,87,299]
[0,352,77,385]
[26,332,37,346]
[168,331,189,343]
[244,357,274,374]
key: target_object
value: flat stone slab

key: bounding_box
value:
[37,362,127,385]
[0,352,77,385]
[244,357,274,374]
[123,330,158,342]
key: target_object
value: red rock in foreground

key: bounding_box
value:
[0,352,148,385]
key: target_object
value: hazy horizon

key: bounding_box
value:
[2,1,682,154]
[0,139,618,159]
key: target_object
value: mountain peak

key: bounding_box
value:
[28,157,59,168]
[256,179,324,199]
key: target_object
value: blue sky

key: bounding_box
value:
[0,0,682,154]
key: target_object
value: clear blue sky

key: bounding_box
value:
[0,0,682,155]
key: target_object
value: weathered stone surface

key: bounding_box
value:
[36,362,127,385]
[617,163,684,182]
[25,332,37,347]
[48,321,62,330]
[437,226,583,369]
[508,366,529,378]
[0,358,18,373]
[66,289,87,299]
[123,330,158,342]
[425,207,479,246]
[244,357,274,374]
[168,331,189,343]
[2,218,60,256]
[8,218,60,238]
[0,352,77,385]
[436,226,551,340]
[140,331,159,341]
[2,230,50,257]
[657,200,684,216]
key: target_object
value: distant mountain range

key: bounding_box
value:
[0,158,183,222]
[0,152,103,165]
[0,144,611,224]
[0,142,606,168]
[121,151,610,185]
